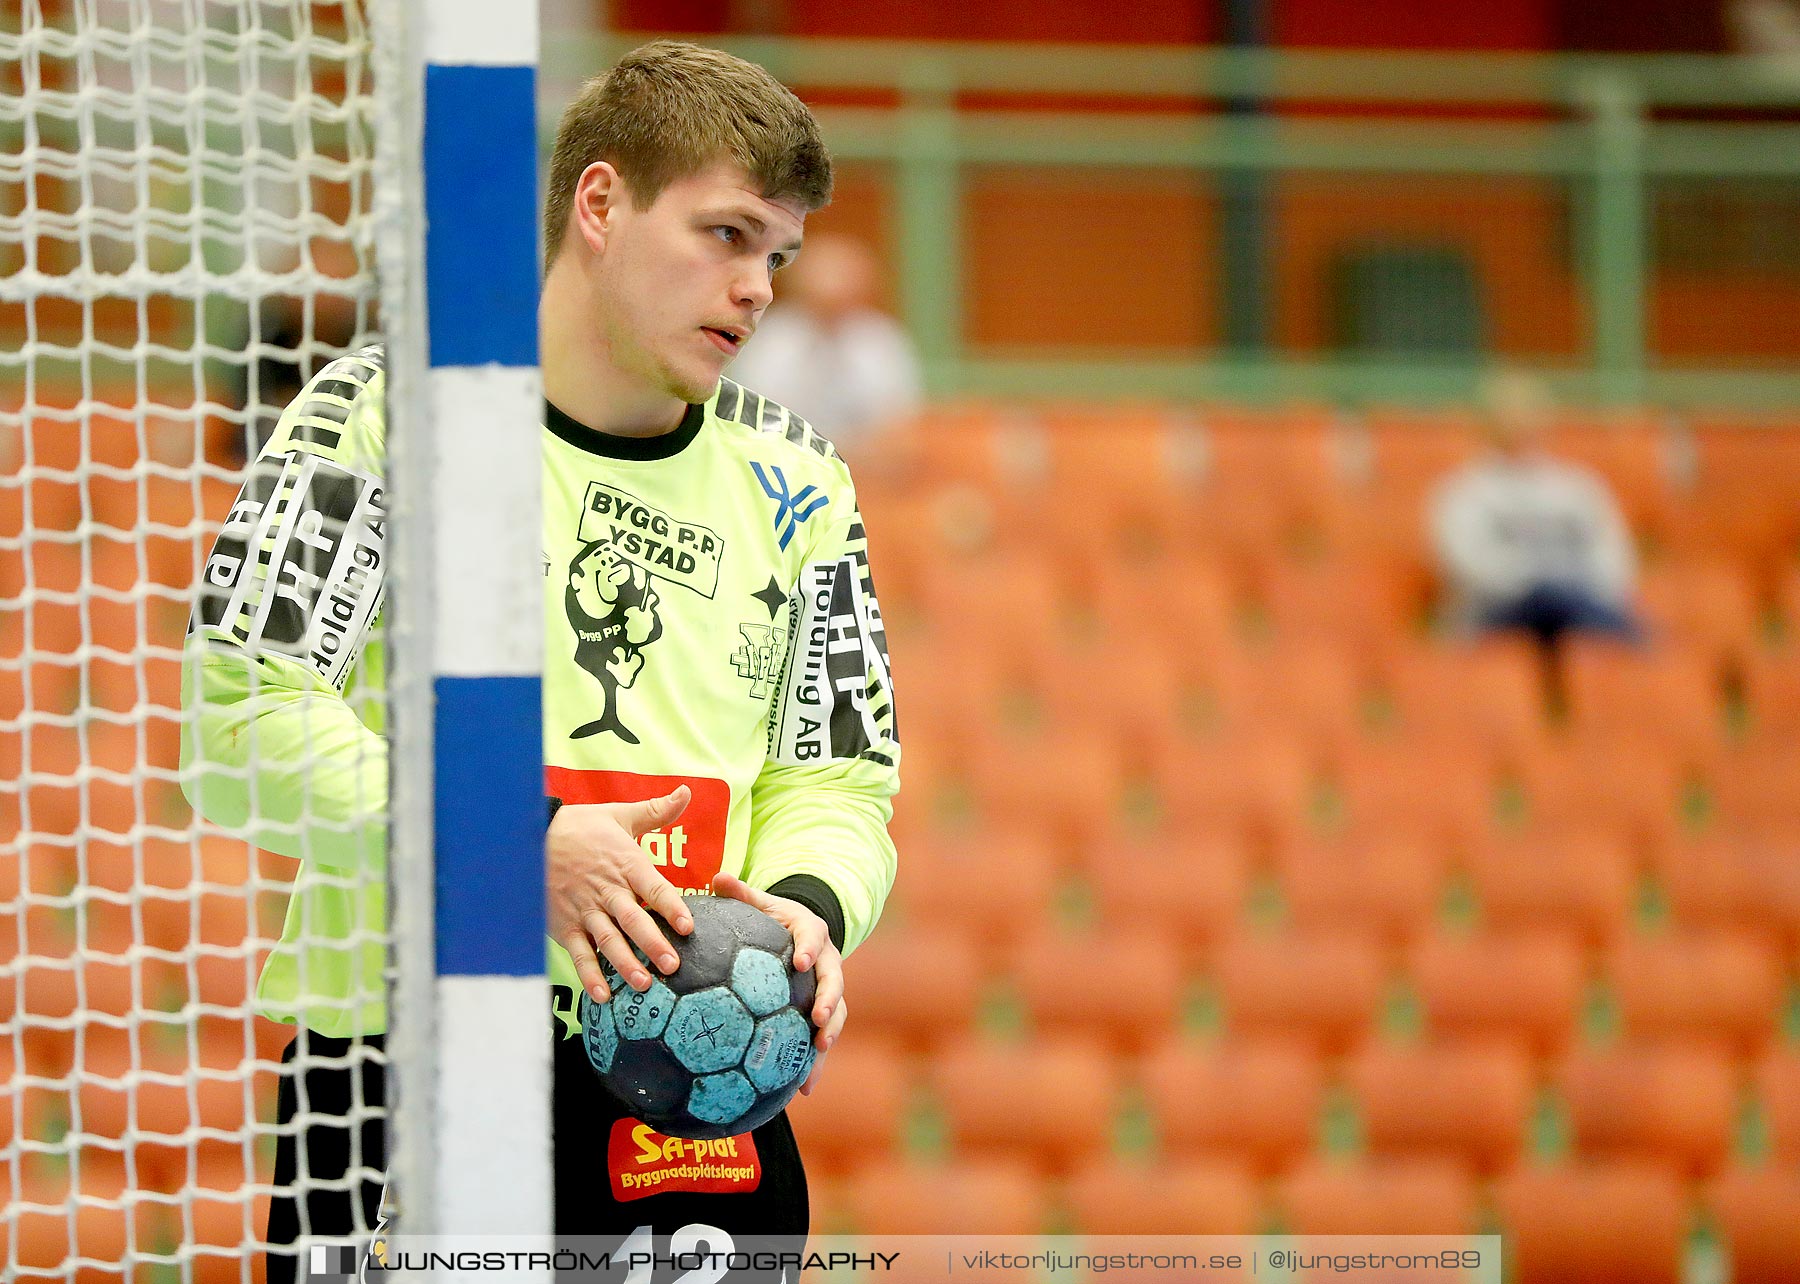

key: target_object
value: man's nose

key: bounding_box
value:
[734,265,774,312]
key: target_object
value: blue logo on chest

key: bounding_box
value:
[751,462,828,551]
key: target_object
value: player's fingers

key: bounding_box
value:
[798,1046,828,1097]
[605,885,683,975]
[800,1002,846,1094]
[708,871,776,911]
[810,953,845,1033]
[560,930,612,1005]
[788,916,832,973]
[625,866,694,943]
[583,910,651,993]
[621,785,690,840]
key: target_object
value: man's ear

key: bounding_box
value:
[571,160,622,255]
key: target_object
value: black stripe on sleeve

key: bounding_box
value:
[290,423,344,449]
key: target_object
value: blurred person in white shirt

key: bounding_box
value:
[727,233,922,448]
[1429,369,1644,652]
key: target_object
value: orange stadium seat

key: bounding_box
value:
[1560,637,1723,752]
[1328,735,1495,856]
[837,922,982,1052]
[1064,1156,1264,1235]
[1543,412,1673,534]
[1707,1166,1800,1284]
[1090,552,1238,655]
[1464,826,1636,946]
[0,1044,70,1156]
[1172,484,1295,578]
[1658,827,1800,949]
[14,718,83,843]
[1007,923,1186,1051]
[930,1034,1118,1172]
[891,822,1063,941]
[1253,556,1418,661]
[189,948,261,1014]
[1278,1156,1482,1235]
[175,1143,264,1283]
[1033,634,1186,749]
[1494,1161,1687,1284]
[1636,558,1762,667]
[1738,650,1800,741]
[1174,406,1341,562]
[1236,638,1367,752]
[1311,482,1434,572]
[963,725,1132,844]
[1035,410,1195,573]
[1271,831,1446,947]
[10,904,80,1027]
[1557,1041,1738,1176]
[786,1035,917,1175]
[1660,487,1798,585]
[1361,407,1484,496]
[1700,743,1800,832]
[1079,824,1251,956]
[1665,420,1800,575]
[1513,730,1686,846]
[1686,417,1800,492]
[906,404,1046,493]
[1161,640,1264,741]
[1606,929,1785,1054]
[1185,404,1340,501]
[1779,567,1800,637]
[1212,929,1387,1052]
[1346,1039,1535,1173]
[1407,928,1587,1056]
[10,1149,148,1281]
[76,1020,263,1167]
[1759,1050,1800,1166]
[1153,729,1315,847]
[916,547,1066,642]
[842,1156,1051,1235]
[1140,1036,1326,1174]
[1379,634,1547,759]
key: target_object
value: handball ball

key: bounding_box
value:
[578,894,818,1140]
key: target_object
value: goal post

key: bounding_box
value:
[2,1,549,1276]
[380,0,551,1252]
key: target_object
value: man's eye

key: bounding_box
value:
[768,253,788,272]
[713,225,740,245]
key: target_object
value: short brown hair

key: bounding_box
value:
[543,41,833,266]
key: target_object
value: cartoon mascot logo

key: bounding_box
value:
[565,538,664,744]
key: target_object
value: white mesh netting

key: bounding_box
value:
[3,2,379,1276]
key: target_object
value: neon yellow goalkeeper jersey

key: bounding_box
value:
[181,347,900,1039]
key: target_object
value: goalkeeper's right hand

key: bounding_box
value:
[548,786,695,1003]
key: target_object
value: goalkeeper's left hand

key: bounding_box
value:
[709,871,846,1096]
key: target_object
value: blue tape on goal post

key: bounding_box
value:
[421,58,543,977]
[422,63,540,368]
[433,675,544,976]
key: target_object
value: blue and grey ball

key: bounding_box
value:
[578,894,818,1139]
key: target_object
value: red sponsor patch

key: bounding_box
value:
[544,769,729,891]
[606,1118,761,1201]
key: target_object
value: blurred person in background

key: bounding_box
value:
[1429,368,1645,660]
[725,232,922,448]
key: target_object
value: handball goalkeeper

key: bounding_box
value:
[181,40,899,1281]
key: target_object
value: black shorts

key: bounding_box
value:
[266,1027,808,1284]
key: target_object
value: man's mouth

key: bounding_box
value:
[702,326,744,354]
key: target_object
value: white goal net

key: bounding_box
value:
[3,2,380,1277]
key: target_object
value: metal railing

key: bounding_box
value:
[541,36,1800,406]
